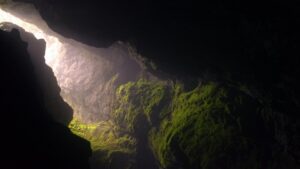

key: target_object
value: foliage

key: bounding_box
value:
[69,118,136,153]
[69,77,299,169]
[113,79,168,132]
[149,82,267,169]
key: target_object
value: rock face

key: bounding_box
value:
[0,29,91,169]
[71,77,300,169]
[1,1,300,169]
[53,41,143,122]
[22,26,74,125]
[1,2,144,123]
[11,0,300,77]
[0,22,73,125]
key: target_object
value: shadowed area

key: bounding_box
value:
[0,29,91,169]
[1,1,300,169]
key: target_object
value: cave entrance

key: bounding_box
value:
[1,0,142,145]
[0,3,142,122]
[1,2,155,169]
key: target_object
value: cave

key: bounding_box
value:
[1,1,300,169]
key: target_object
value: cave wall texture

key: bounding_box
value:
[1,0,300,169]
[0,29,91,169]
[12,0,300,77]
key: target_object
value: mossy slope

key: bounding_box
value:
[113,79,168,133]
[150,83,267,169]
[69,79,300,169]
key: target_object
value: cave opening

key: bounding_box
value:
[1,2,154,169]
[2,1,300,169]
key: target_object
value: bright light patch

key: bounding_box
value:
[0,5,143,156]
[0,5,142,125]
[0,8,61,65]
[0,6,112,123]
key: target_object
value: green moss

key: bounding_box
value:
[69,78,272,169]
[113,79,168,132]
[149,82,263,169]
[69,117,136,169]
[69,118,136,153]
[69,78,170,168]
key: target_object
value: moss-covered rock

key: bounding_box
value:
[149,82,271,169]
[69,78,169,169]
[113,79,168,133]
[69,117,136,169]
[69,78,300,169]
[69,118,136,153]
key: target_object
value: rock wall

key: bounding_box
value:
[53,40,143,122]
[0,28,91,169]
[1,1,300,169]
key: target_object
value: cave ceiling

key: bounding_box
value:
[11,0,300,77]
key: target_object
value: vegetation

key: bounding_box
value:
[149,82,268,169]
[113,79,168,132]
[69,77,299,169]
[69,118,135,153]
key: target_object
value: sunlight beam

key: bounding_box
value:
[0,8,62,65]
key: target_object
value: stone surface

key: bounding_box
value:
[1,1,300,169]
[0,28,91,169]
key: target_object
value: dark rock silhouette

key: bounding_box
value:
[2,1,300,169]
[0,29,91,169]
[12,0,300,79]
[22,25,73,125]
